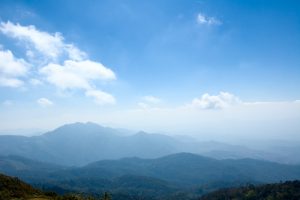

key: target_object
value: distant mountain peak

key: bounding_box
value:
[160,152,212,160]
[136,131,148,135]
[62,121,103,128]
[43,122,109,137]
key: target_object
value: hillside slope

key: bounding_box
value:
[200,180,300,200]
[1,153,300,189]
[0,173,44,199]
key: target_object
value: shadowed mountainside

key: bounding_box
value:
[1,153,300,199]
[200,180,300,200]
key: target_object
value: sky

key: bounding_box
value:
[0,0,300,141]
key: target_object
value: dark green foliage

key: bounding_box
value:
[200,181,300,200]
[100,192,111,200]
[0,173,42,199]
[0,173,99,200]
[55,153,300,187]
[2,171,300,200]
[2,153,300,200]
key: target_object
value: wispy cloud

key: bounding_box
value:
[0,49,29,87]
[138,95,162,109]
[196,13,221,25]
[85,89,116,105]
[37,98,53,107]
[0,21,86,61]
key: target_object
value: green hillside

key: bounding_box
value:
[1,172,300,200]
[0,173,44,199]
[0,173,102,200]
[2,153,300,199]
[200,181,300,200]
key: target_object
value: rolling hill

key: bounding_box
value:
[2,171,299,200]
[1,153,300,199]
[0,173,45,199]
[200,180,300,200]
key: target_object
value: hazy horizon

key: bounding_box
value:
[1,1,300,142]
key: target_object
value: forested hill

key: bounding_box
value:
[0,173,108,200]
[200,180,300,200]
[1,172,300,200]
[0,173,43,199]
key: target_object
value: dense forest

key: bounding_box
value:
[0,173,112,200]
[3,152,300,199]
[1,173,300,200]
[200,181,300,200]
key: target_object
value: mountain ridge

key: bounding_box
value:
[0,122,297,166]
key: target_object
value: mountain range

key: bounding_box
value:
[1,122,300,199]
[0,122,293,166]
[1,152,300,199]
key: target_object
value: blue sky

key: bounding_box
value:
[0,0,300,139]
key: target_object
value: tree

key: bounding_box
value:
[100,192,111,200]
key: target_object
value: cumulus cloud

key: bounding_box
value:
[85,89,116,105]
[197,13,221,25]
[0,21,116,105]
[39,60,116,90]
[64,44,87,61]
[0,21,86,61]
[37,98,53,107]
[0,49,29,87]
[190,92,241,109]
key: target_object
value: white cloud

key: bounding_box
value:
[0,21,64,60]
[37,98,53,107]
[142,96,162,104]
[0,21,86,61]
[190,92,241,109]
[39,59,116,90]
[0,49,29,87]
[85,89,116,105]
[64,44,87,61]
[197,13,221,25]
[0,21,116,105]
